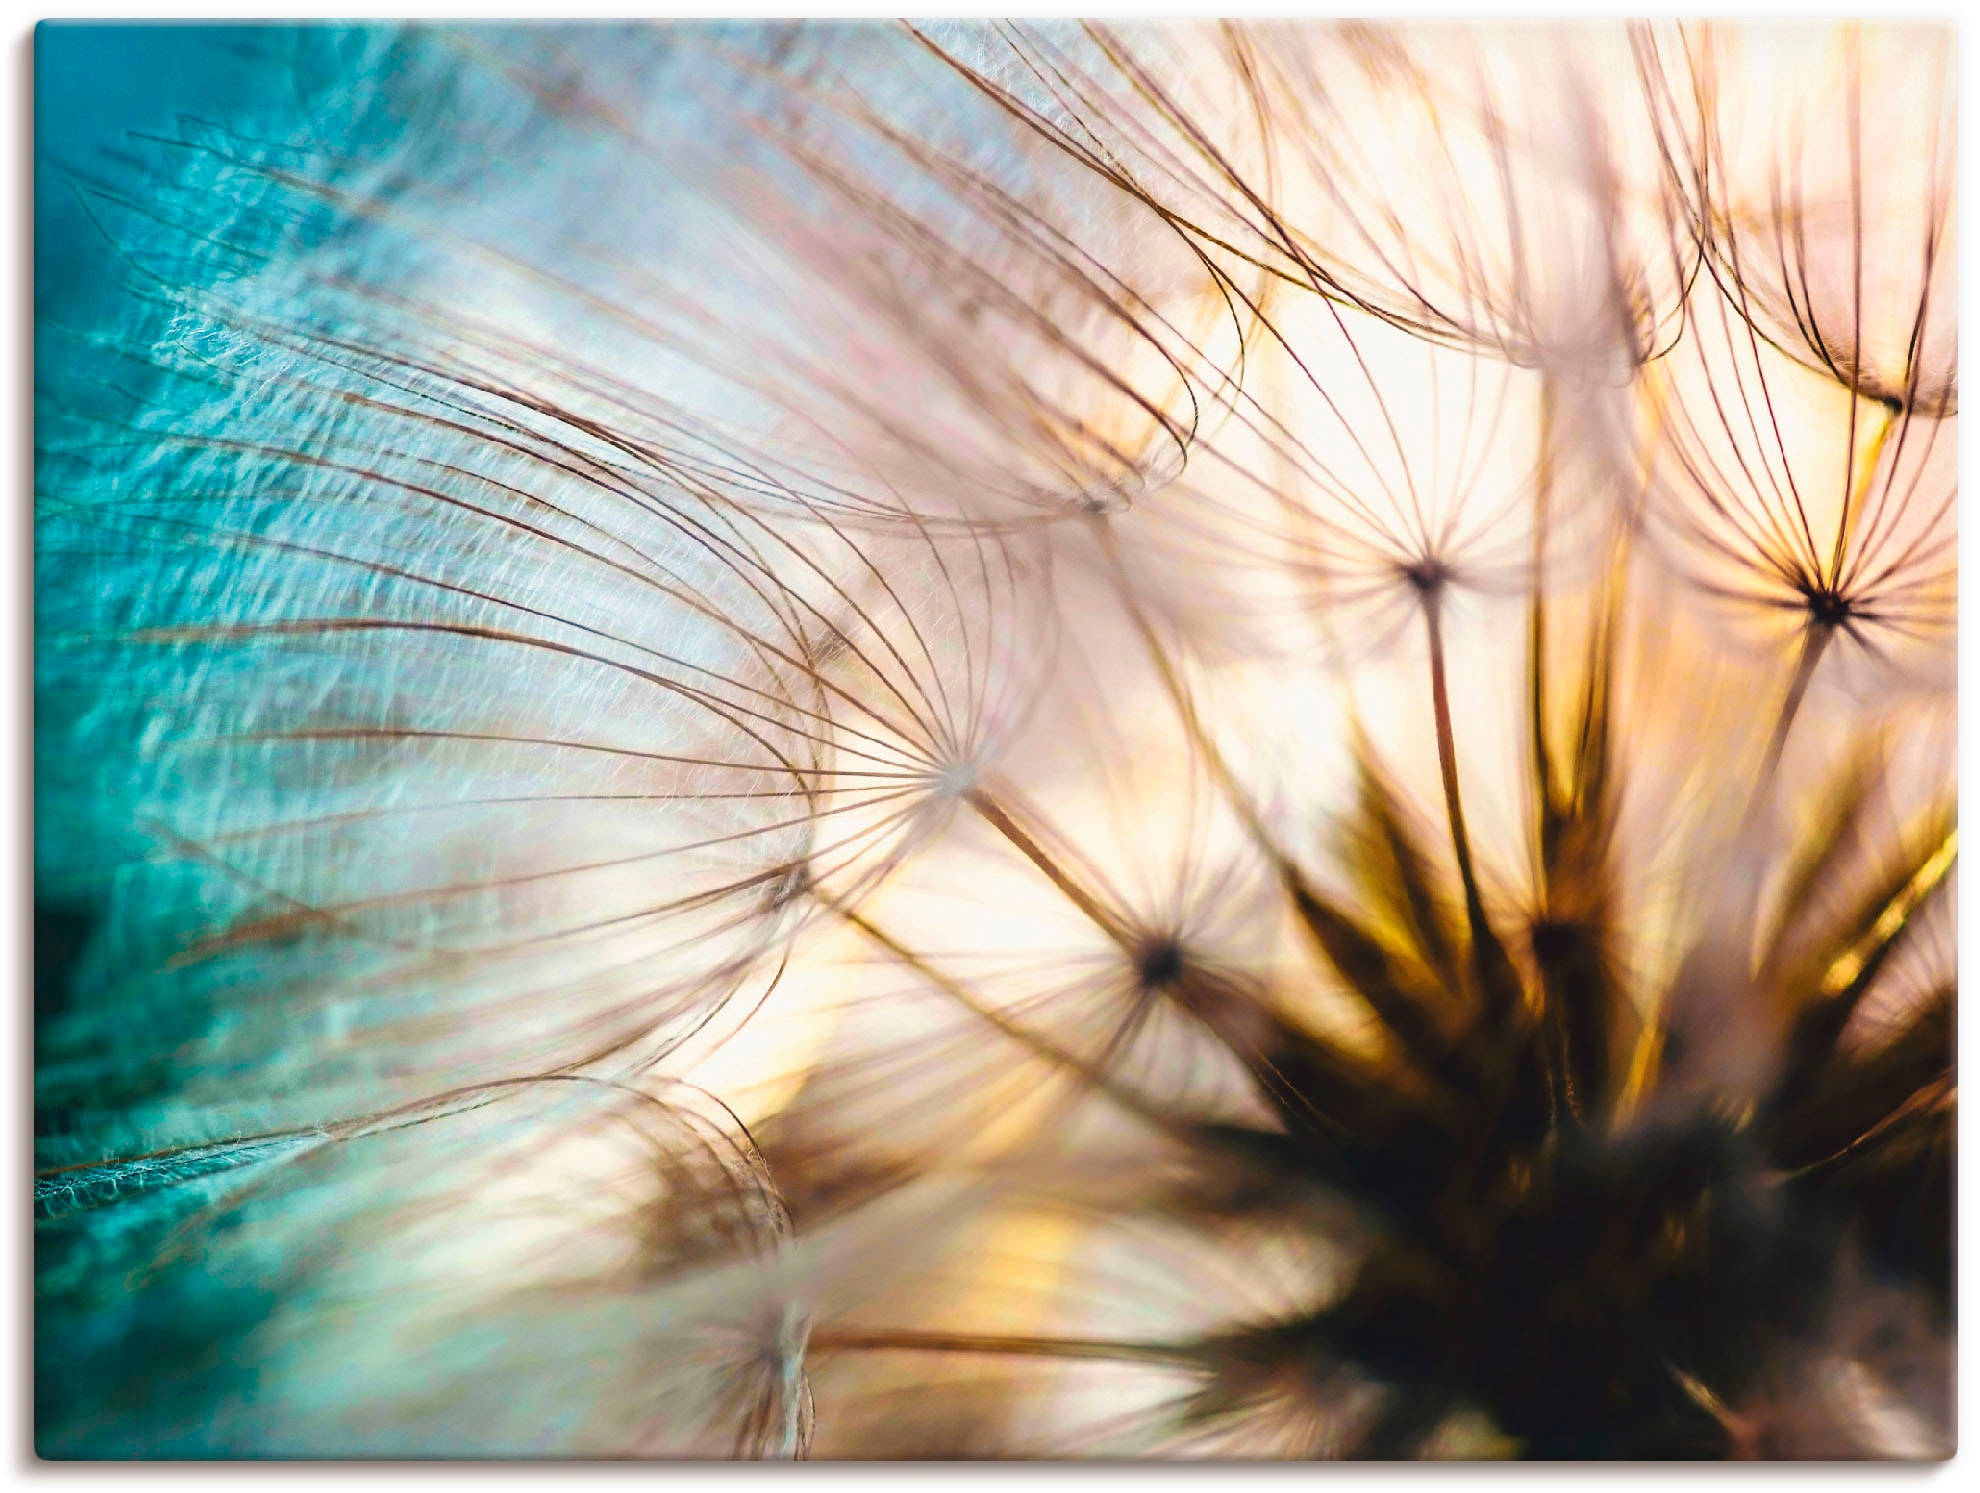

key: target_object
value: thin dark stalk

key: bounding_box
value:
[1528,376,1557,817]
[810,1327,1199,1368]
[1750,620,1834,822]
[1420,591,1488,950]
[966,785,1129,945]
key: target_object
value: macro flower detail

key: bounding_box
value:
[33,19,1954,1461]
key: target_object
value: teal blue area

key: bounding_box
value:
[33,25,403,1455]
[37,25,289,321]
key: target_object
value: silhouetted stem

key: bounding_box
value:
[1748,622,1834,831]
[1529,376,1557,814]
[1421,592,1485,931]
[966,785,1126,943]
[811,1327,1198,1367]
